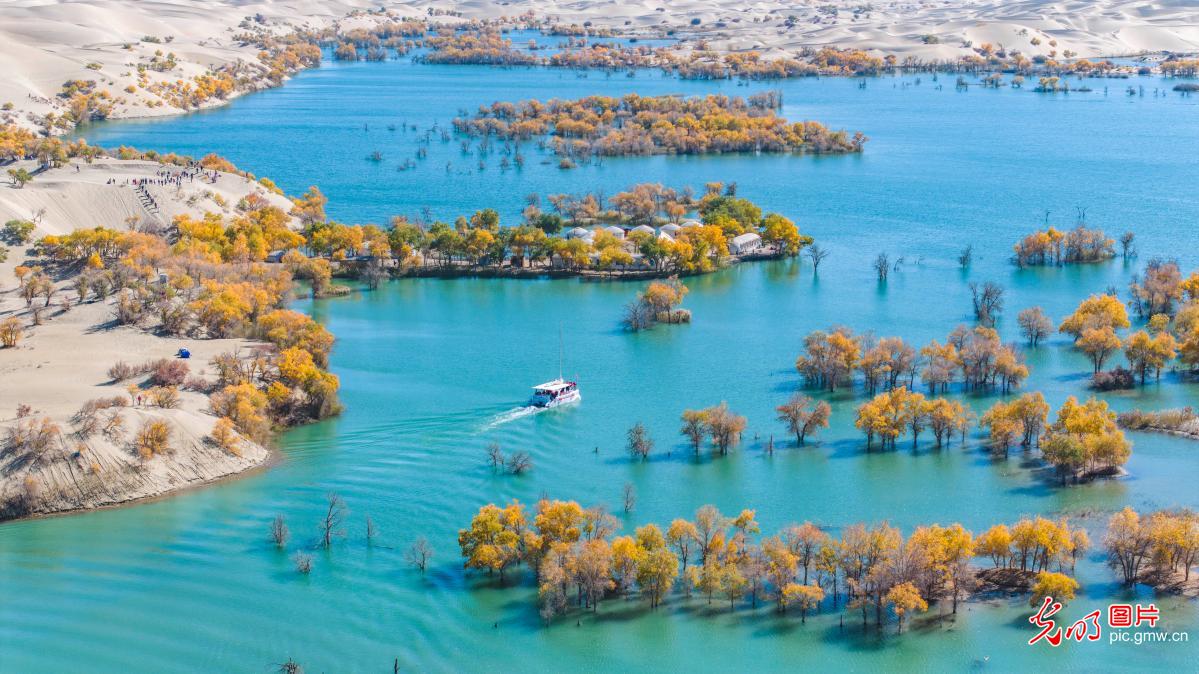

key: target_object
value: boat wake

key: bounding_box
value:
[481,406,543,430]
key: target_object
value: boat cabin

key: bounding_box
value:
[530,379,579,407]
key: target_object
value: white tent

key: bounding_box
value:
[729,232,763,254]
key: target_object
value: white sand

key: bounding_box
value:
[1,1,1196,133]
[0,158,294,518]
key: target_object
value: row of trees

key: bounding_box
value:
[292,182,810,276]
[623,384,1123,488]
[398,22,1146,80]
[452,93,866,159]
[854,388,972,450]
[458,500,1105,631]
[796,325,1028,394]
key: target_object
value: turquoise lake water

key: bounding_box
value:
[3,50,1199,672]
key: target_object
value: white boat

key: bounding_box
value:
[528,326,580,408]
[529,379,581,408]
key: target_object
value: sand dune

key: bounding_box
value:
[0,159,292,519]
[1,0,1196,134]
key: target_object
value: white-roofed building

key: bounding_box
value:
[603,225,626,239]
[566,226,590,239]
[729,232,763,255]
[660,223,682,235]
[631,224,655,235]
[680,219,702,228]
[657,231,675,243]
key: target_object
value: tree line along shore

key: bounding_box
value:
[7,5,1198,139]
[291,180,813,280]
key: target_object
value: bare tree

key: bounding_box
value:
[506,451,533,475]
[622,299,655,331]
[622,482,637,513]
[626,422,653,461]
[873,253,889,281]
[775,393,832,446]
[957,244,973,268]
[486,442,504,471]
[805,244,829,273]
[292,552,312,574]
[1120,231,1136,260]
[319,492,347,548]
[405,537,434,574]
[270,514,289,549]
[969,281,1004,327]
[277,658,303,674]
[359,263,387,290]
[1017,307,1053,347]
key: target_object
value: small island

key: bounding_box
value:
[452,92,866,163]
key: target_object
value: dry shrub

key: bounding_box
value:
[114,292,144,325]
[74,413,100,438]
[0,317,22,347]
[107,361,137,381]
[102,412,125,443]
[148,386,180,409]
[1091,367,1135,391]
[77,396,128,418]
[23,476,40,502]
[656,309,692,324]
[182,375,213,393]
[1118,407,1196,431]
[210,351,251,386]
[134,419,173,459]
[4,416,60,454]
[150,358,189,386]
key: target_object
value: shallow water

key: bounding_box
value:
[4,49,1199,672]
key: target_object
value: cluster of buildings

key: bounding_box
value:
[563,220,765,255]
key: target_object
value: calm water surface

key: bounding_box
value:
[3,49,1199,672]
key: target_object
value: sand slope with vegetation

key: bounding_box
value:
[0,158,300,519]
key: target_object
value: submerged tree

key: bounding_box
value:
[969,281,1004,327]
[406,537,434,574]
[270,514,289,549]
[319,492,348,548]
[1017,307,1053,347]
[775,393,831,446]
[627,422,654,461]
[805,244,829,274]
